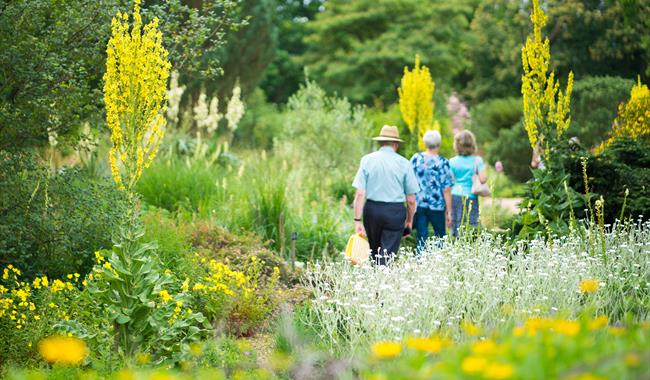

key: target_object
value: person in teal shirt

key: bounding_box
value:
[352,125,419,265]
[449,130,487,236]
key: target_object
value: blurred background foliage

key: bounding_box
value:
[2,0,649,270]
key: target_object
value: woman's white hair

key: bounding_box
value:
[422,130,442,149]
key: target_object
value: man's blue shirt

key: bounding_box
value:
[352,147,420,202]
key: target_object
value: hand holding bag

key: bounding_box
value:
[471,158,491,197]
[344,234,370,265]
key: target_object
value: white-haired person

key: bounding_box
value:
[410,130,453,251]
[449,130,487,236]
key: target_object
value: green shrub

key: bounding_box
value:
[569,76,634,148]
[278,79,371,190]
[567,138,650,224]
[486,121,533,183]
[188,220,293,284]
[0,151,127,279]
[233,87,283,150]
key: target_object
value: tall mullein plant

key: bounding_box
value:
[398,54,435,151]
[521,0,573,165]
[90,0,198,360]
[104,0,171,197]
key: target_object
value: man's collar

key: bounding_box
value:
[379,146,395,153]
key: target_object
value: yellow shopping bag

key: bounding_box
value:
[344,234,370,265]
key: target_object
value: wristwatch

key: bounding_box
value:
[354,218,361,222]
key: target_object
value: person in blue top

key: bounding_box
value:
[410,130,453,251]
[449,130,487,236]
[352,125,420,265]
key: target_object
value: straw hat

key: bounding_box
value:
[372,125,404,143]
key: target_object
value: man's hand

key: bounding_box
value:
[445,210,452,228]
[355,221,366,237]
[404,221,413,237]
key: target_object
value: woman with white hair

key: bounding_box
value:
[410,130,453,251]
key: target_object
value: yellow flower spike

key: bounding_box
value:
[370,341,402,359]
[521,0,573,156]
[579,279,600,294]
[104,0,171,191]
[38,335,87,365]
[398,54,436,150]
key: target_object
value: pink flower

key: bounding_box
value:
[495,161,503,173]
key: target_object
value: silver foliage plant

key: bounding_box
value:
[303,222,650,354]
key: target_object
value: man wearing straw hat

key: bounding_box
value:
[352,125,419,265]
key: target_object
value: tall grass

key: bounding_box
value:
[136,152,351,261]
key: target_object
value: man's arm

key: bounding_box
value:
[444,187,452,227]
[354,189,366,237]
[405,194,416,230]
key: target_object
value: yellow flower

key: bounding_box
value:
[579,279,600,294]
[624,353,640,367]
[159,290,172,302]
[135,352,151,364]
[461,320,481,336]
[461,356,488,373]
[588,315,608,330]
[608,326,626,336]
[553,320,580,337]
[38,335,87,365]
[370,341,402,359]
[405,336,446,354]
[472,339,497,355]
[484,363,514,379]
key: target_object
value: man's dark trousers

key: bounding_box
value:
[363,200,406,265]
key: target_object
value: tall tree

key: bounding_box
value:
[0,0,240,149]
[259,0,324,103]
[465,0,649,102]
[208,0,277,100]
[302,0,476,106]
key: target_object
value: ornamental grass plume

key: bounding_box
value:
[521,0,573,160]
[399,54,435,149]
[104,0,171,192]
[38,335,87,365]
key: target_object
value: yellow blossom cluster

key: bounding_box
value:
[103,0,171,191]
[579,278,600,294]
[398,54,435,149]
[521,0,574,156]
[598,78,650,152]
[38,335,87,365]
[1,264,79,330]
[193,260,253,298]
